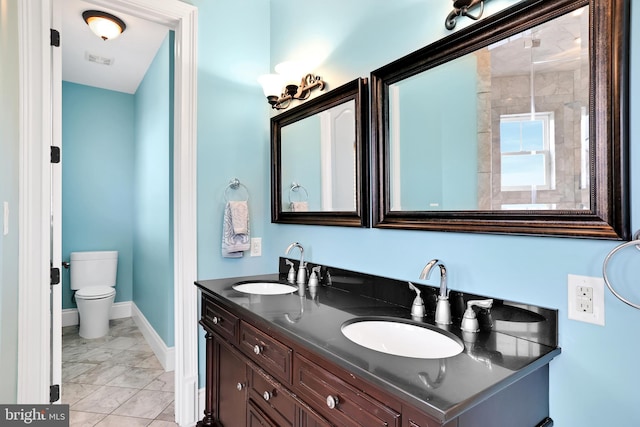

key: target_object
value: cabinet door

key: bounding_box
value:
[216,338,248,427]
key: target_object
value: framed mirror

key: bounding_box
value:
[271,77,370,227]
[371,0,630,239]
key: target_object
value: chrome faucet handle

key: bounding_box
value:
[461,299,493,332]
[408,282,425,319]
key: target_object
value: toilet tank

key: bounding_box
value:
[70,251,118,290]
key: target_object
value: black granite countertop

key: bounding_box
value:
[195,262,560,423]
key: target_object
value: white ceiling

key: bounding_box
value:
[61,0,169,94]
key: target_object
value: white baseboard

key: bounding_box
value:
[132,303,175,372]
[199,387,205,421]
[62,301,132,327]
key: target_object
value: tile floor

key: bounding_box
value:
[62,317,177,426]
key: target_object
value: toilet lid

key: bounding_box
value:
[76,286,115,299]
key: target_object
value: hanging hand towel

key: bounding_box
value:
[222,201,250,258]
[290,201,309,212]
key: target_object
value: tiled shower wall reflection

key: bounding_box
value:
[477,53,590,210]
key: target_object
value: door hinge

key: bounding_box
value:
[50,267,60,285]
[49,384,60,403]
[51,146,60,164]
[50,29,60,47]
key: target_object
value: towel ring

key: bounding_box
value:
[224,178,249,202]
[288,182,308,203]
[602,230,640,310]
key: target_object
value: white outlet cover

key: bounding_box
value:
[250,237,262,257]
[567,274,605,326]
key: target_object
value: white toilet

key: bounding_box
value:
[70,251,118,339]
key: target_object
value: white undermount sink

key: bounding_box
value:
[341,318,464,359]
[232,281,298,295]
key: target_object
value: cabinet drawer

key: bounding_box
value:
[294,354,401,427]
[247,400,278,427]
[240,321,292,384]
[249,367,295,426]
[202,297,238,342]
[403,404,456,427]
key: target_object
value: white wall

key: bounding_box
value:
[0,0,21,403]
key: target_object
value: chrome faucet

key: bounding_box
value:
[461,299,493,332]
[420,259,451,325]
[285,242,306,285]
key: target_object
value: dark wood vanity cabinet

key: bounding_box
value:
[200,296,335,427]
[200,295,434,427]
[199,292,554,427]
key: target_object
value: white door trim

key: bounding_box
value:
[17,0,54,404]
[18,1,199,425]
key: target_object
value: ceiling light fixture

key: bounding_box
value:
[83,10,127,41]
[258,61,325,110]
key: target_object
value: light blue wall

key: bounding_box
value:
[133,33,174,347]
[0,0,20,403]
[61,82,135,308]
[192,0,273,385]
[194,0,272,280]
[396,55,477,210]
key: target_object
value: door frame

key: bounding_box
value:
[17,0,199,425]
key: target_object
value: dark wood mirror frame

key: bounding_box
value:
[271,77,370,227]
[371,0,630,239]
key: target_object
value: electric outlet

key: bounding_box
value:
[250,237,262,257]
[577,286,593,313]
[568,274,605,325]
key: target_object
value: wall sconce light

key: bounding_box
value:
[445,0,486,30]
[83,10,127,41]
[258,61,325,110]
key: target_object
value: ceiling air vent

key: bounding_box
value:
[85,51,114,66]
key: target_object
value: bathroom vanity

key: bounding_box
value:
[195,260,560,427]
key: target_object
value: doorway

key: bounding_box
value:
[17,0,199,426]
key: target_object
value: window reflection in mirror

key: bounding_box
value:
[388,6,589,212]
[281,100,356,212]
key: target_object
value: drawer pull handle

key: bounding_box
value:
[236,382,245,391]
[326,395,339,409]
[212,316,222,325]
[253,345,263,355]
[263,391,272,401]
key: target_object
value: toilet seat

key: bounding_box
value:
[75,286,116,300]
